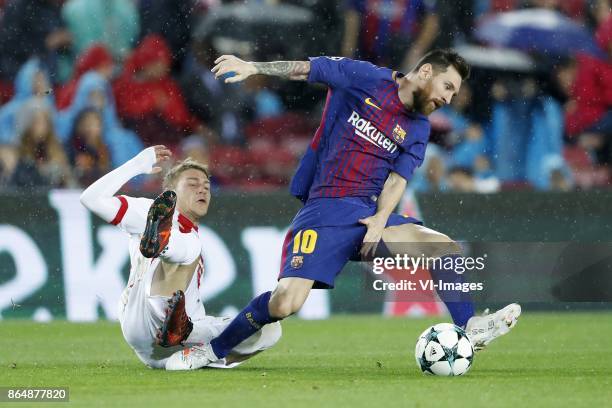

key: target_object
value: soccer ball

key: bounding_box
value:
[415,323,474,376]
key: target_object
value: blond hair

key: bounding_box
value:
[163,157,210,189]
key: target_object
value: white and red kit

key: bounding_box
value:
[80,148,281,369]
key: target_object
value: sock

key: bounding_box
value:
[210,291,279,359]
[429,254,475,327]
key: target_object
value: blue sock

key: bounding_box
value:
[429,254,475,327]
[210,291,279,359]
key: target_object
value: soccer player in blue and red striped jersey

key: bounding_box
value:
[165,49,522,370]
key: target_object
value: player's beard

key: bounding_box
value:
[413,82,435,115]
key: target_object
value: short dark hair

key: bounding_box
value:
[413,49,470,80]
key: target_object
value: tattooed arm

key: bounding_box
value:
[211,55,310,83]
[251,61,310,81]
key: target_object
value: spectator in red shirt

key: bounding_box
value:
[565,14,612,163]
[113,34,206,144]
[56,44,114,110]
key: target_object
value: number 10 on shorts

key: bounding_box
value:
[292,230,318,254]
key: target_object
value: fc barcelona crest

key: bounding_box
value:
[393,124,406,143]
[291,256,304,269]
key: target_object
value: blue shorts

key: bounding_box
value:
[278,197,422,289]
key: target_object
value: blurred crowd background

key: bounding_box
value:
[0,0,609,194]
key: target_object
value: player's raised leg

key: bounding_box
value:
[140,190,203,266]
[380,222,521,349]
[140,190,177,258]
[380,223,474,326]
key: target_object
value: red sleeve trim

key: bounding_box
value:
[110,196,129,225]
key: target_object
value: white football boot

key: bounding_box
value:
[465,303,522,351]
[165,343,221,370]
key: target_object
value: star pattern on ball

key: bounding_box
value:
[416,324,475,376]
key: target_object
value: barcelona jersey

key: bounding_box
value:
[290,56,431,202]
[282,57,429,288]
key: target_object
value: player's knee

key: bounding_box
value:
[414,230,461,258]
[441,235,461,255]
[419,230,451,243]
[428,236,461,258]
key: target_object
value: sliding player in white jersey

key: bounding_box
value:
[80,145,281,369]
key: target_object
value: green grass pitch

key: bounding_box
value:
[1,313,611,407]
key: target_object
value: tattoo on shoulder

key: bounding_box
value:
[253,61,310,80]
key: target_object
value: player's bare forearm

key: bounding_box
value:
[253,61,310,81]
[414,14,439,53]
[373,172,408,223]
[359,172,407,257]
[80,146,171,222]
[341,9,360,57]
[403,14,439,69]
[212,55,310,83]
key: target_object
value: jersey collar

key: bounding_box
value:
[178,213,199,233]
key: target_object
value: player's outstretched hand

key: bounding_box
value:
[359,215,386,259]
[132,145,172,174]
[151,145,172,174]
[212,55,257,83]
